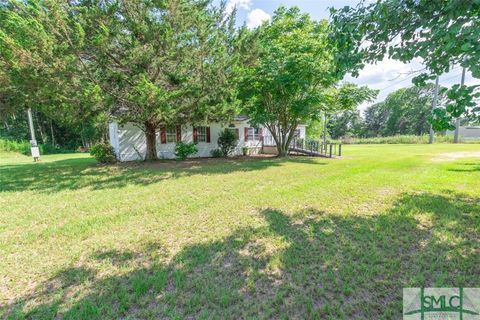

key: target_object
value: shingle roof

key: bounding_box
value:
[233,115,249,122]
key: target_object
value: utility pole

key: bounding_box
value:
[429,76,440,144]
[27,108,40,161]
[453,67,466,143]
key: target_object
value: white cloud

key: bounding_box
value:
[344,57,480,113]
[345,58,422,88]
[226,0,251,14]
[344,58,425,111]
[225,0,270,29]
[246,8,271,29]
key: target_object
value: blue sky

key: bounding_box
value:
[231,0,352,24]
[224,0,478,111]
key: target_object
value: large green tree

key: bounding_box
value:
[327,110,365,139]
[74,0,240,160]
[363,102,389,138]
[240,7,375,156]
[325,83,377,139]
[383,85,440,136]
[363,84,445,137]
[0,0,107,148]
[331,0,480,130]
[0,0,66,120]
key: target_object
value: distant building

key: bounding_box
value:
[446,125,480,140]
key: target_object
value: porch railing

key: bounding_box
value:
[263,135,276,146]
[262,136,342,158]
[290,138,342,158]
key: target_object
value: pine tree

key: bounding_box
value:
[76,0,240,160]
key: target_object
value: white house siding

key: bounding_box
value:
[115,123,147,161]
[262,125,307,146]
[109,121,306,162]
[298,125,306,140]
[108,122,120,157]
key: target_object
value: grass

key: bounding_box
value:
[0,144,479,319]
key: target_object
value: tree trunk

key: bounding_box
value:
[275,131,289,157]
[36,112,47,144]
[274,126,297,157]
[144,121,157,161]
[50,119,56,146]
[277,145,288,157]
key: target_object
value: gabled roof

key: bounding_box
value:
[233,115,249,122]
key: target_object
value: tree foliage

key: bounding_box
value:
[0,0,107,148]
[0,0,241,158]
[367,84,444,136]
[74,0,240,160]
[327,110,365,139]
[240,7,375,156]
[363,102,390,138]
[331,0,480,129]
[329,84,446,139]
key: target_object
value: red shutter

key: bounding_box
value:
[244,127,249,141]
[193,127,198,143]
[258,128,263,142]
[176,125,181,142]
[206,127,211,143]
[160,127,166,144]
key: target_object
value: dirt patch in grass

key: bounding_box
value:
[431,151,480,162]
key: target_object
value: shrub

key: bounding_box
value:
[39,143,74,154]
[175,142,198,160]
[217,129,238,157]
[0,138,75,155]
[210,148,223,158]
[0,139,30,154]
[90,143,116,163]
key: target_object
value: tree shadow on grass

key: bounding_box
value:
[3,191,478,319]
[447,161,480,172]
[0,156,326,194]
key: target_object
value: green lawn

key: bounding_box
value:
[0,144,479,319]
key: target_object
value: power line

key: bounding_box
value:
[380,66,463,91]
[380,72,422,91]
[440,69,465,83]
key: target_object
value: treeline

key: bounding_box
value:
[0,1,376,158]
[0,109,105,151]
[327,84,446,139]
[0,0,239,153]
[2,0,477,158]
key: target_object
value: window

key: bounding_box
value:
[248,128,260,141]
[196,126,207,142]
[166,126,177,143]
[193,126,210,143]
[294,129,301,138]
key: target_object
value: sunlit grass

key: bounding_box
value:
[0,144,479,319]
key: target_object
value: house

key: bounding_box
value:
[108,117,307,161]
